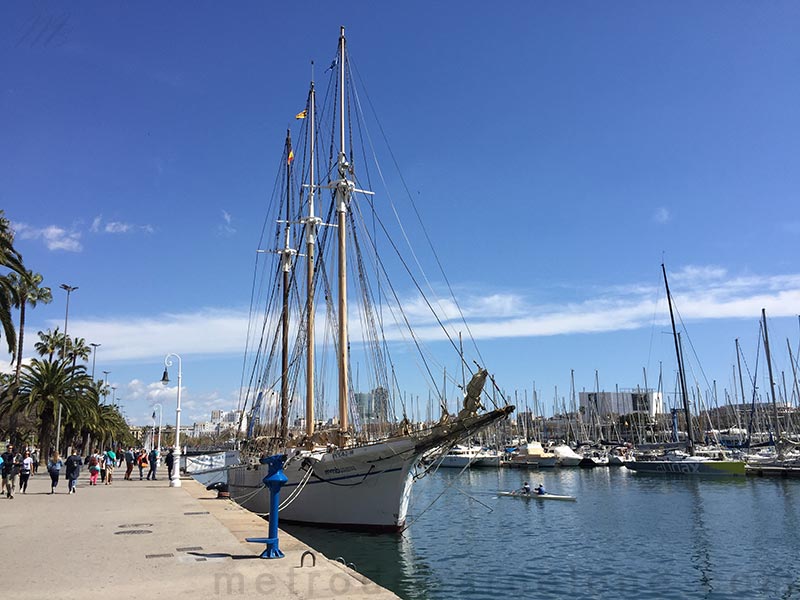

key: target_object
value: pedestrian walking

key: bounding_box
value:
[146,448,158,480]
[137,450,148,480]
[31,449,39,474]
[20,451,33,493]
[47,452,63,494]
[124,448,135,480]
[87,452,101,485]
[96,448,106,483]
[65,451,82,494]
[1,444,20,499]
[165,448,175,481]
[104,448,116,484]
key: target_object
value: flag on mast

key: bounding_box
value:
[295,109,307,119]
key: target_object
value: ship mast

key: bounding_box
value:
[279,130,296,443]
[305,74,319,439]
[333,26,373,445]
[336,26,351,441]
[662,263,694,455]
[762,308,782,452]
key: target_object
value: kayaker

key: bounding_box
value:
[522,482,531,495]
[535,483,546,496]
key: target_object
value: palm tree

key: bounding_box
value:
[67,336,91,368]
[1,358,98,457]
[8,270,52,383]
[94,403,132,450]
[35,328,66,361]
[0,210,26,358]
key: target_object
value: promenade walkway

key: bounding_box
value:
[2,470,400,600]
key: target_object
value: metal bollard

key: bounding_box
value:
[245,454,288,559]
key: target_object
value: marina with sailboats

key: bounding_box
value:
[5,5,800,599]
[212,24,800,598]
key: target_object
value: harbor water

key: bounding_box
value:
[283,466,800,599]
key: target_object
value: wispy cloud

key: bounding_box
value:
[43,267,800,362]
[120,378,240,425]
[91,215,153,235]
[13,222,82,252]
[653,207,671,224]
[218,210,236,236]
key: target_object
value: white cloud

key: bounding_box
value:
[105,221,132,233]
[218,210,236,236]
[653,207,671,224]
[13,222,82,252]
[90,215,152,235]
[670,264,727,283]
[35,268,800,361]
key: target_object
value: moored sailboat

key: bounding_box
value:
[227,27,514,530]
[625,264,745,477]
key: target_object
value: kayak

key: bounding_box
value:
[498,491,576,502]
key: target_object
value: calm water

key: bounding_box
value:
[283,467,800,599]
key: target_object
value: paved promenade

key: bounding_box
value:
[2,470,400,599]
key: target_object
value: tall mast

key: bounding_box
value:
[336,26,351,440]
[305,72,319,440]
[280,129,296,443]
[761,308,782,447]
[662,263,694,454]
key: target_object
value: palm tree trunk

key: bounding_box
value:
[10,303,25,447]
[15,303,25,384]
[39,408,54,463]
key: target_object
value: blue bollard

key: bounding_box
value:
[245,454,287,559]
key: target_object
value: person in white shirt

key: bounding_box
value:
[20,451,34,493]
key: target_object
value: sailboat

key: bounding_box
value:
[227,27,514,531]
[625,264,745,477]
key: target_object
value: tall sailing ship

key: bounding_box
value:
[227,28,514,531]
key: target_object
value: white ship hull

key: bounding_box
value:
[228,406,515,531]
[229,438,417,531]
[438,446,502,469]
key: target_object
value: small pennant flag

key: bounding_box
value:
[295,109,307,119]
[287,149,295,165]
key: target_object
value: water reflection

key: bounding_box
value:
[282,522,435,600]
[283,468,800,600]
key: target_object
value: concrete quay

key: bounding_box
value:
[2,471,400,600]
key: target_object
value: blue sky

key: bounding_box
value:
[2,2,799,426]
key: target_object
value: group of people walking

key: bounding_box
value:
[121,447,175,481]
[1,442,176,496]
[1,444,37,498]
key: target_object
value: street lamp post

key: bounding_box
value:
[161,354,182,488]
[152,403,163,463]
[56,283,78,454]
[102,370,110,404]
[90,343,101,379]
[111,386,117,405]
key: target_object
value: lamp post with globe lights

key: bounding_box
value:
[161,354,182,487]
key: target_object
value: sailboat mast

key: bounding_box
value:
[336,26,350,438]
[280,129,294,443]
[305,76,318,439]
[761,308,782,444]
[662,263,694,454]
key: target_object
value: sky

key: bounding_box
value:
[1,2,799,427]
